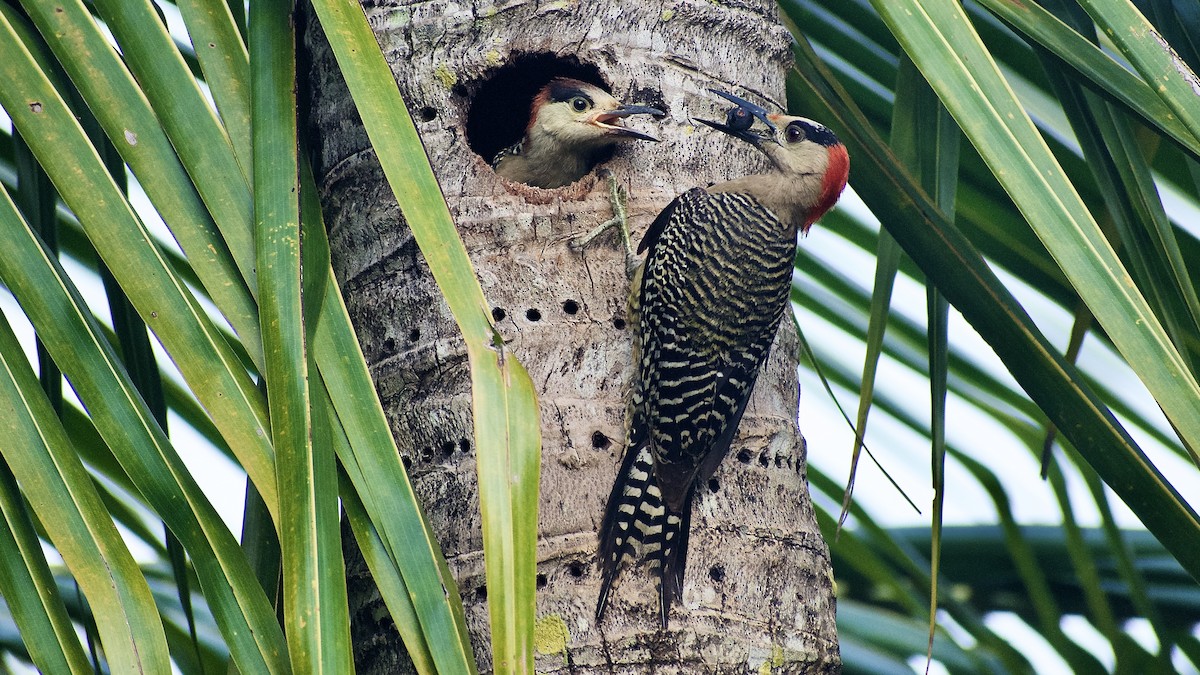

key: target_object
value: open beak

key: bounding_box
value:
[592,104,664,142]
[694,89,779,146]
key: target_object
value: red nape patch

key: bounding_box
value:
[527,87,552,135]
[803,144,850,233]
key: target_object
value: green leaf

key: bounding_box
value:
[786,3,1200,582]
[0,461,92,675]
[1036,0,1200,375]
[837,600,978,672]
[251,0,350,670]
[339,471,438,674]
[841,226,901,530]
[0,9,279,514]
[889,53,960,667]
[18,0,261,363]
[306,0,541,669]
[1071,446,1176,662]
[88,0,259,290]
[315,284,475,672]
[869,0,1200,460]
[951,450,1107,673]
[0,181,289,673]
[296,77,473,669]
[472,345,541,669]
[878,524,1198,623]
[1075,0,1200,146]
[1041,453,1124,650]
[239,471,282,614]
[0,292,169,673]
[175,0,252,177]
[971,0,1200,159]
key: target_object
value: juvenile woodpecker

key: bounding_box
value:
[595,91,849,628]
[491,77,662,188]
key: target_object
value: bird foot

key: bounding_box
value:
[569,169,641,279]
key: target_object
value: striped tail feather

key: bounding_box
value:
[596,443,694,628]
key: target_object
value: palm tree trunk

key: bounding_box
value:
[307,0,839,671]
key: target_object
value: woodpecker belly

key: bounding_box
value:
[596,187,799,628]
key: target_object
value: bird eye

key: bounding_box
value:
[786,123,806,143]
[570,96,591,112]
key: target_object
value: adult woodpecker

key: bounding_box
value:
[595,91,849,628]
[491,77,662,188]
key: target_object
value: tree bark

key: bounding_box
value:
[307,1,840,671]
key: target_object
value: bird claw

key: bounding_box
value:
[568,219,617,251]
[569,170,641,279]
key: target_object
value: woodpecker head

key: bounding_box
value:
[493,78,662,188]
[697,90,849,232]
[525,78,662,149]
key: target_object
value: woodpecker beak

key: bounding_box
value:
[694,90,780,147]
[694,116,769,146]
[591,104,663,142]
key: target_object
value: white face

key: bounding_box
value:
[535,89,619,147]
[760,116,836,176]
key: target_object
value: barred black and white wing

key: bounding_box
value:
[596,188,799,628]
[490,139,523,170]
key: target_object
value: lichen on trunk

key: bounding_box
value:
[306,0,839,671]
